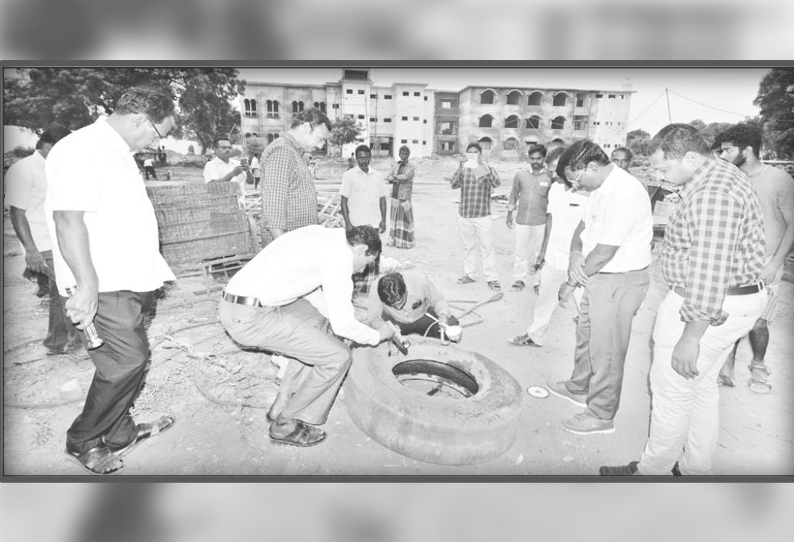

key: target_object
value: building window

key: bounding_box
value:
[332,104,339,109]
[401,116,408,121]
[424,96,428,101]
[244,99,257,117]
[292,101,304,114]
[439,141,455,152]
[384,118,392,123]
[576,93,586,107]
[574,115,588,130]
[478,137,492,151]
[620,95,626,99]
[505,115,519,129]
[439,121,455,135]
[358,89,365,94]
[414,92,421,97]
[412,139,419,144]
[551,116,566,130]
[608,94,616,99]
[423,120,427,124]
[370,117,376,122]
[313,101,327,112]
[595,93,603,98]
[553,92,568,107]
[478,114,493,128]
[370,93,377,99]
[503,137,518,151]
[401,139,408,144]
[506,90,521,105]
[480,89,495,104]
[358,115,365,119]
[527,91,543,106]
[384,94,392,99]
[266,100,280,118]
[441,99,453,109]
[403,91,410,96]
[413,116,419,121]
[422,140,426,145]
[526,115,541,129]
[346,89,353,94]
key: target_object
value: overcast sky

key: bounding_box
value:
[240,67,768,136]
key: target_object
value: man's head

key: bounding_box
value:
[289,107,332,151]
[355,144,372,172]
[717,124,763,169]
[346,225,382,273]
[398,145,410,162]
[213,137,233,163]
[709,137,724,159]
[611,147,633,171]
[466,142,483,158]
[527,144,547,171]
[111,86,177,152]
[647,123,711,186]
[557,139,611,192]
[546,146,568,184]
[36,124,71,158]
[377,273,407,309]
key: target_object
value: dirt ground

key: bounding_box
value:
[3,156,793,477]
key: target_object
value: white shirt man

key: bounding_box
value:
[203,138,252,209]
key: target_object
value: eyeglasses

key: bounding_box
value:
[148,118,164,140]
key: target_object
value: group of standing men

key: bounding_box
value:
[10,79,793,474]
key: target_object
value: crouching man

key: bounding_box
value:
[219,225,396,447]
[366,271,461,342]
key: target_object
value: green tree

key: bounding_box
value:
[245,136,267,159]
[754,68,794,159]
[626,129,650,156]
[328,115,362,154]
[3,68,245,155]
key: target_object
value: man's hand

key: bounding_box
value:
[65,286,98,330]
[759,261,779,286]
[506,213,514,229]
[379,220,387,234]
[231,165,246,177]
[568,251,587,286]
[671,335,700,379]
[375,321,398,343]
[558,281,575,307]
[24,250,48,276]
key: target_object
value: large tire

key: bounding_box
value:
[344,338,523,466]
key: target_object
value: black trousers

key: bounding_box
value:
[384,308,459,339]
[66,290,155,454]
[144,166,157,180]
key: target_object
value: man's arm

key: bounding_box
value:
[340,196,353,231]
[761,192,794,284]
[53,210,99,329]
[567,220,587,285]
[9,206,48,276]
[536,213,553,266]
[392,165,415,183]
[379,196,387,233]
[582,244,620,276]
[450,163,464,189]
[506,173,521,228]
[481,164,501,188]
[261,147,294,238]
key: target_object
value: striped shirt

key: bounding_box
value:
[260,133,318,233]
[661,158,765,325]
[451,163,501,218]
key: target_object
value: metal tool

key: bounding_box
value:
[455,291,503,320]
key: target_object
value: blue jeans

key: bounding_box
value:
[565,269,650,420]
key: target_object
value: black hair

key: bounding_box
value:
[377,273,406,307]
[213,137,231,148]
[36,124,71,149]
[717,123,763,158]
[559,139,610,172]
[466,142,482,153]
[527,144,548,158]
[648,123,710,160]
[290,107,332,131]
[611,146,633,161]
[346,225,382,257]
[114,86,176,124]
[354,144,371,157]
[398,145,411,155]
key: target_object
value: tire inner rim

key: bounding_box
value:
[392,359,479,399]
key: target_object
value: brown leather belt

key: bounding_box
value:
[672,283,763,297]
[222,290,264,308]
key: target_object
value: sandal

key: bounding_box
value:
[270,419,327,447]
[717,374,735,387]
[508,333,540,347]
[487,281,502,292]
[65,445,124,475]
[748,363,772,394]
[457,275,476,284]
[510,280,525,292]
[106,415,176,457]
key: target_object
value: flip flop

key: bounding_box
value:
[748,363,772,394]
[508,333,540,347]
[487,281,502,292]
[270,419,326,447]
[106,415,176,457]
[457,275,476,284]
[64,445,124,475]
[717,374,735,387]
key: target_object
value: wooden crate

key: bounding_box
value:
[146,181,257,272]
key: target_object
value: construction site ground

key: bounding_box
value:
[3,156,793,477]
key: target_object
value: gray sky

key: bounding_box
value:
[240,68,768,136]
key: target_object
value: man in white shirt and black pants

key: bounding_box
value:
[219,225,396,447]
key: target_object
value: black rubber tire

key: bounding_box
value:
[344,338,523,466]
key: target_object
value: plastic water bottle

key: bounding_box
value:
[65,287,104,350]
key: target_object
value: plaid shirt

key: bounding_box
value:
[388,160,415,201]
[451,163,501,218]
[260,133,318,232]
[661,158,765,325]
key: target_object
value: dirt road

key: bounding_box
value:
[3,157,792,476]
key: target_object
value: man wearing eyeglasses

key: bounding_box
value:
[45,86,179,475]
[203,136,253,209]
